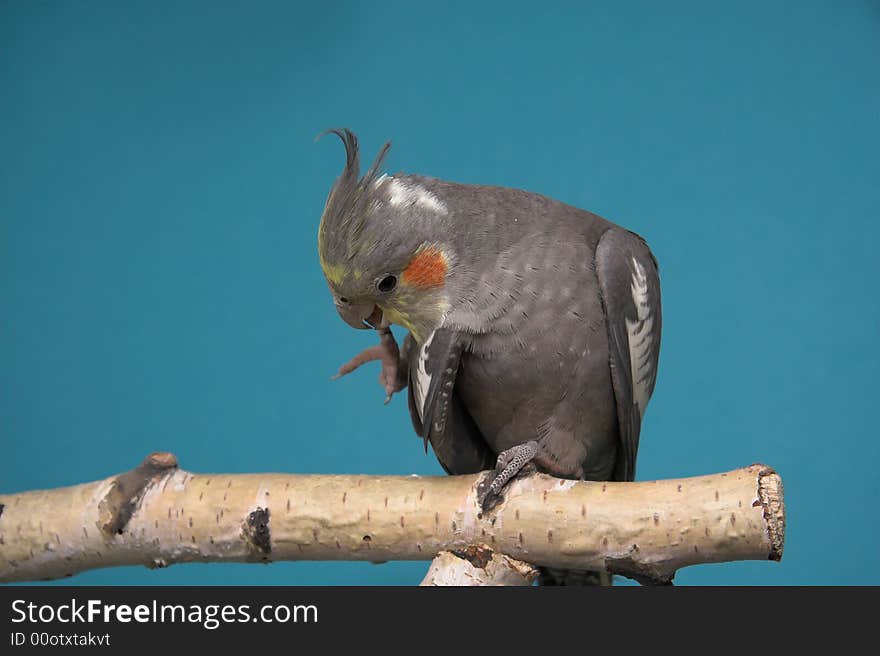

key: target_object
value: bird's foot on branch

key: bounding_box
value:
[331,328,406,404]
[477,441,539,511]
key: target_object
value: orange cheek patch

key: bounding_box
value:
[402,247,448,289]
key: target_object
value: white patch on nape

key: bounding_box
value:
[625,256,654,418]
[386,177,448,215]
[413,330,436,421]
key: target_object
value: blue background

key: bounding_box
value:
[2,1,878,585]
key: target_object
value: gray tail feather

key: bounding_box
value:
[538,567,613,586]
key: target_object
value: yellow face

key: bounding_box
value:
[319,231,452,343]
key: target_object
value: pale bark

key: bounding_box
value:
[0,453,784,584]
[420,549,539,586]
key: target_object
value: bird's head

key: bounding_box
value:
[316,129,454,343]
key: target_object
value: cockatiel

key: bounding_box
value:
[318,130,661,583]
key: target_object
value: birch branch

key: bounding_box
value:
[419,548,539,586]
[0,453,784,584]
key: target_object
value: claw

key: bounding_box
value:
[332,328,406,403]
[332,344,387,380]
[477,441,539,511]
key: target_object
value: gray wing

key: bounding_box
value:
[595,228,662,482]
[405,329,494,475]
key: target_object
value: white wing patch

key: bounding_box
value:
[413,330,436,420]
[385,178,448,215]
[625,257,654,418]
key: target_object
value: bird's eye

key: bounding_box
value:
[377,275,398,293]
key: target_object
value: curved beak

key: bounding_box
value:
[336,301,384,330]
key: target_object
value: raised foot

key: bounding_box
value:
[477,441,539,511]
[331,328,405,404]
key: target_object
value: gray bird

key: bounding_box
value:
[319,130,661,585]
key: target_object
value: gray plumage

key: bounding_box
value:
[396,176,661,480]
[319,131,662,583]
